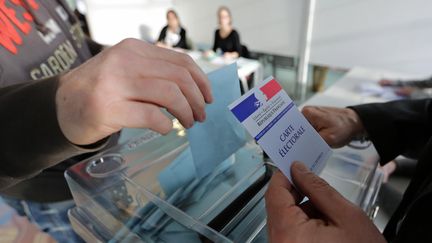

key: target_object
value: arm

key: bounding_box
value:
[400,77,432,88]
[157,26,167,43]
[380,77,432,88]
[0,78,106,189]
[231,30,242,57]
[176,28,189,50]
[350,99,432,163]
[302,99,432,165]
[212,30,219,52]
[223,30,241,59]
[0,38,213,190]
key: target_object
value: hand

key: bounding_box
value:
[203,50,215,58]
[265,162,386,243]
[379,79,394,86]
[302,106,365,148]
[223,52,239,59]
[56,38,213,145]
[155,42,169,48]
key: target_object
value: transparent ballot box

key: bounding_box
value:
[66,126,382,243]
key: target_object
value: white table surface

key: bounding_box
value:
[187,50,263,91]
[301,66,420,108]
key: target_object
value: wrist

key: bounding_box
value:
[345,108,366,139]
[56,73,90,146]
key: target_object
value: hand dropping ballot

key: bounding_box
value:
[228,77,332,182]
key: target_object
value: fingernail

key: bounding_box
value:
[186,121,194,129]
[292,161,309,172]
[200,112,206,122]
[207,94,214,104]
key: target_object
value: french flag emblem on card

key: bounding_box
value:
[228,77,332,182]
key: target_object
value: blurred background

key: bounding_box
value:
[76,0,432,100]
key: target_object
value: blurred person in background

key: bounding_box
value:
[156,9,190,50]
[210,6,242,59]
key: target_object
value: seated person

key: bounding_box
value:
[156,10,190,50]
[211,6,242,59]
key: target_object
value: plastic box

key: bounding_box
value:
[66,125,382,242]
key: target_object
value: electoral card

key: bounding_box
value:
[228,77,332,182]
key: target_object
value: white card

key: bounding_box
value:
[228,77,332,182]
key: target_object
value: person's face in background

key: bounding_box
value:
[167,11,179,30]
[218,8,231,30]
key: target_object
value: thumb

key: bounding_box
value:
[291,161,353,224]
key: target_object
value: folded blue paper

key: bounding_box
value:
[187,63,246,178]
[157,147,196,196]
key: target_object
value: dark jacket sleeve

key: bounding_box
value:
[0,77,107,189]
[212,29,219,52]
[350,99,432,164]
[388,76,432,88]
[398,77,432,89]
[85,37,104,56]
[231,30,242,55]
[158,26,168,42]
[174,27,189,50]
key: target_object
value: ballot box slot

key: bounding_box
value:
[206,163,272,234]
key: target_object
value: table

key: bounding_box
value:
[187,51,263,92]
[300,66,419,108]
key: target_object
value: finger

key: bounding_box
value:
[265,171,309,232]
[122,52,207,123]
[299,200,323,219]
[118,38,213,104]
[291,161,353,224]
[317,130,343,148]
[265,171,305,220]
[110,101,173,134]
[301,106,339,147]
[266,171,300,208]
[123,78,194,129]
[301,106,326,131]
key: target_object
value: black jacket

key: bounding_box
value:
[351,99,432,242]
[0,78,106,199]
[157,26,189,49]
[212,29,242,55]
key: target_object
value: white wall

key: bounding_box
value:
[85,0,432,75]
[172,0,304,56]
[311,0,432,76]
[173,0,432,75]
[85,0,173,45]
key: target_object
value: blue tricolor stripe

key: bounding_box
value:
[254,102,294,141]
[230,93,260,122]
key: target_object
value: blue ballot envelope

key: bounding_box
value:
[187,63,246,178]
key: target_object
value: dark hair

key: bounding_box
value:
[217,6,232,25]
